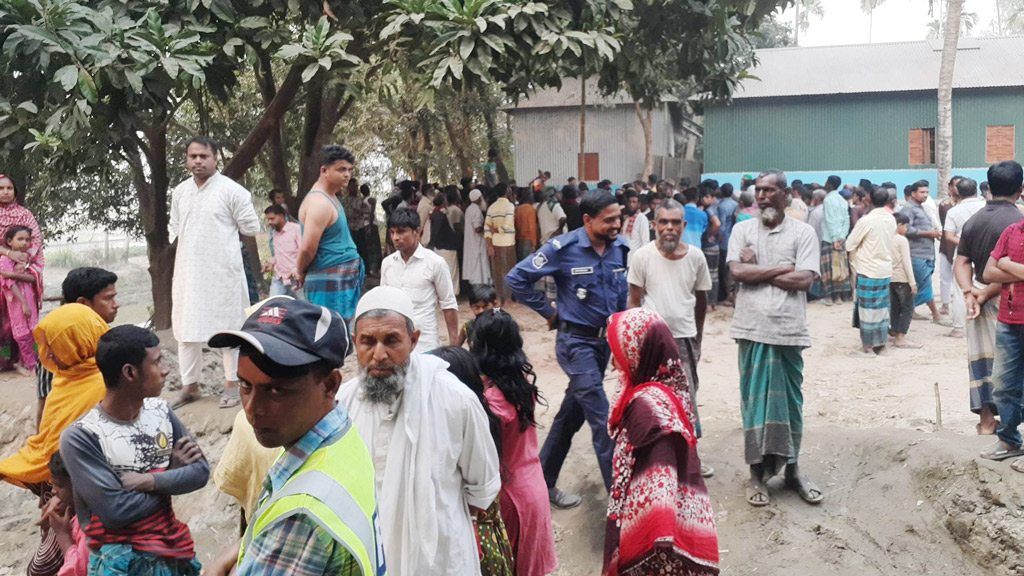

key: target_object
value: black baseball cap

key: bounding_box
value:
[208,297,351,367]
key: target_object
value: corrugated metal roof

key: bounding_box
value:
[736,36,1024,99]
[508,77,677,111]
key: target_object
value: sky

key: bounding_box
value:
[788,0,1000,47]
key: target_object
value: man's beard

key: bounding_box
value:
[761,206,782,226]
[657,236,679,253]
[359,359,410,405]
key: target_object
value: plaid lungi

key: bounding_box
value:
[738,340,804,471]
[303,257,364,320]
[968,296,1000,414]
[819,241,851,299]
[853,274,890,349]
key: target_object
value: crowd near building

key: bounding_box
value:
[2,130,1024,576]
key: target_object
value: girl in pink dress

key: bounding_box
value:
[471,309,558,576]
[0,225,40,377]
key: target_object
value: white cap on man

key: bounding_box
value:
[354,286,416,328]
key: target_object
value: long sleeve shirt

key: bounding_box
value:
[60,399,209,532]
[900,201,937,260]
[822,190,850,243]
[505,227,629,328]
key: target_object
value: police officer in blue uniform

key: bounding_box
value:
[506,190,628,509]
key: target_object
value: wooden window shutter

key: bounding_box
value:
[986,125,1015,163]
[578,153,600,181]
[908,128,935,165]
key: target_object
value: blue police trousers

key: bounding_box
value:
[539,331,614,491]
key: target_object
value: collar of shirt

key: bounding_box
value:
[260,404,351,499]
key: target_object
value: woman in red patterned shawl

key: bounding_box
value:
[603,308,719,576]
[0,175,44,371]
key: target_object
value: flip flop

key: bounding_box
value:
[893,342,924,349]
[1011,458,1024,474]
[219,387,241,409]
[700,464,715,478]
[785,475,824,505]
[172,393,201,410]
[745,481,770,507]
[979,440,1024,461]
[847,349,876,358]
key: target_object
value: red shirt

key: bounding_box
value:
[990,220,1024,324]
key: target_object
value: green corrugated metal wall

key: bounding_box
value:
[705,88,1024,173]
[953,90,1024,166]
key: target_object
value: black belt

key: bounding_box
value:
[559,320,607,339]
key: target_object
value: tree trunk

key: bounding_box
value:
[443,114,474,180]
[936,0,963,200]
[125,125,173,330]
[482,108,509,183]
[222,63,304,183]
[295,81,354,200]
[635,101,654,182]
[578,76,586,181]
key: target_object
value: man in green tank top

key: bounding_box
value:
[297,146,365,325]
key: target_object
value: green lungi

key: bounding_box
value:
[738,339,804,470]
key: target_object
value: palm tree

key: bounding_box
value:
[793,0,825,44]
[936,0,965,200]
[926,10,978,39]
[860,0,887,42]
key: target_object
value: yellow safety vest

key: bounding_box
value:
[239,419,386,575]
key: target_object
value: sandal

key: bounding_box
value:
[219,387,241,409]
[700,464,715,478]
[1011,458,1024,473]
[172,385,201,409]
[745,480,770,507]
[784,475,824,505]
[979,440,1024,461]
[893,341,923,349]
[847,349,876,358]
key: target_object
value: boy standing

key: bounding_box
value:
[60,326,209,575]
[262,204,302,299]
[890,214,920,349]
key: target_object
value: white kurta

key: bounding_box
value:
[337,353,500,576]
[169,172,260,343]
[462,203,491,285]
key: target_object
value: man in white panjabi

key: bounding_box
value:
[462,189,491,286]
[170,137,260,409]
[337,286,500,576]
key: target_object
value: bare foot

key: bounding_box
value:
[14,363,31,378]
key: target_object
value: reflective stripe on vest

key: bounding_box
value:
[239,421,385,575]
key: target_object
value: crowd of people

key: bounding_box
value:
[4,136,1024,576]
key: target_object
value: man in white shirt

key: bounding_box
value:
[622,189,650,263]
[338,287,500,576]
[626,198,713,475]
[381,208,459,351]
[944,177,987,338]
[169,137,260,409]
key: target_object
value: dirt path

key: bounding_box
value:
[2,299,1021,576]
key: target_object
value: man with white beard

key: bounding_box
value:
[336,286,500,576]
[727,169,822,509]
[626,198,714,476]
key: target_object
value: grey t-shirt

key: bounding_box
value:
[900,201,937,260]
[727,216,820,347]
[60,401,209,530]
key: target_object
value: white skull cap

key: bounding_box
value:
[355,286,417,328]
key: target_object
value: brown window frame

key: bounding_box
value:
[986,125,1015,164]
[578,153,600,182]
[908,128,935,166]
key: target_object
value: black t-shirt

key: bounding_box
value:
[429,210,460,251]
[564,202,583,231]
[958,201,1023,283]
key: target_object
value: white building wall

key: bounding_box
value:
[510,104,671,187]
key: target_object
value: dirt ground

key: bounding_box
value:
[3,297,1024,576]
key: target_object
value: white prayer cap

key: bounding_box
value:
[355,286,416,328]
[469,189,482,202]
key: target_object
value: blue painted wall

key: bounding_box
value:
[700,168,991,199]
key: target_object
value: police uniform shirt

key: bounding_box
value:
[506,227,629,328]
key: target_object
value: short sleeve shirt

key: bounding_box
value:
[727,216,820,347]
[989,220,1024,324]
[683,204,708,248]
[959,201,1023,283]
[628,242,712,338]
